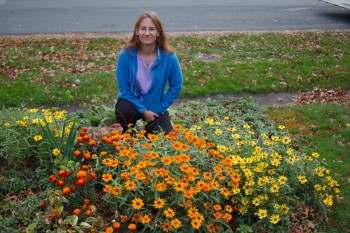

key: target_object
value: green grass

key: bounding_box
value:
[265,103,350,232]
[1,31,349,107]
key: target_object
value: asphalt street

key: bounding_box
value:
[0,0,349,35]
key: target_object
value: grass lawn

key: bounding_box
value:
[0,31,349,107]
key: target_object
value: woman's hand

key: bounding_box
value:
[142,110,159,122]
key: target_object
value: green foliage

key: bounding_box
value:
[0,194,41,232]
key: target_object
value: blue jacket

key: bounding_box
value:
[116,47,183,114]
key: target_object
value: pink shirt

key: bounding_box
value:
[136,54,157,101]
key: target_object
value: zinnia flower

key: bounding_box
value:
[132,198,144,210]
[270,214,281,224]
[52,148,61,156]
[153,198,165,209]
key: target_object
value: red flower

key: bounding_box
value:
[49,175,57,183]
[76,178,86,186]
[57,179,65,186]
[58,170,68,178]
[89,172,97,179]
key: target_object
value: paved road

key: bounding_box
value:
[0,0,349,35]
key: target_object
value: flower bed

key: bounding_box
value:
[0,98,340,232]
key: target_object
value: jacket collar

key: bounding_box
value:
[127,46,162,60]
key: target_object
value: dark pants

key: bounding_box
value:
[115,98,173,134]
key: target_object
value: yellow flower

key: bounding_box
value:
[214,129,222,136]
[270,183,280,193]
[297,175,308,184]
[33,135,43,141]
[278,125,286,129]
[280,204,290,214]
[205,118,214,125]
[323,195,333,206]
[270,214,280,224]
[256,209,268,219]
[52,148,60,156]
[28,108,39,113]
[278,175,288,185]
[4,122,10,127]
[132,198,144,210]
[281,136,291,144]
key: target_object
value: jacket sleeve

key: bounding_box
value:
[116,50,146,113]
[160,53,183,113]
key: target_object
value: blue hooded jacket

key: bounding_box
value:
[116,47,183,114]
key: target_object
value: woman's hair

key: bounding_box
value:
[125,11,174,53]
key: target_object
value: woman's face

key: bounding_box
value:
[136,17,159,46]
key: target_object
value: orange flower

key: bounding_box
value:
[153,198,165,209]
[103,185,113,193]
[125,180,137,191]
[171,218,182,229]
[142,143,152,149]
[173,124,182,131]
[77,170,87,179]
[73,150,81,157]
[223,213,232,222]
[161,222,170,232]
[73,208,81,216]
[164,208,175,218]
[147,133,159,141]
[112,222,121,229]
[83,151,92,160]
[62,187,71,195]
[132,198,144,210]
[161,156,172,166]
[155,182,167,192]
[102,174,113,182]
[191,218,202,229]
[105,227,113,233]
[140,214,151,224]
[85,209,92,216]
[213,211,222,219]
[128,223,137,231]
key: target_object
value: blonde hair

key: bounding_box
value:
[125,11,174,53]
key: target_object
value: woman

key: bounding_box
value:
[115,11,183,134]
